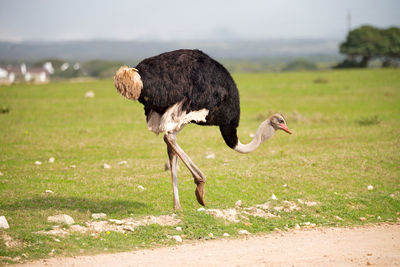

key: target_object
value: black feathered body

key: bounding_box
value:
[136,49,240,148]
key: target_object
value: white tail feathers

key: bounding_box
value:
[113,66,143,100]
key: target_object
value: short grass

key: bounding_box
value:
[1,69,399,264]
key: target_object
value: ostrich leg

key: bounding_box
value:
[167,145,181,211]
[164,133,206,206]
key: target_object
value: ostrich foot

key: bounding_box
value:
[195,181,206,206]
[174,202,182,212]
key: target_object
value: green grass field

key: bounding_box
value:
[1,69,400,264]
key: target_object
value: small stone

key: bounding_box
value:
[249,133,255,138]
[54,239,60,242]
[283,184,288,187]
[310,223,316,227]
[49,157,55,163]
[294,224,301,230]
[175,226,182,231]
[238,229,250,235]
[92,213,107,219]
[197,207,205,212]
[367,252,373,256]
[85,91,95,98]
[123,226,135,232]
[0,216,10,229]
[35,161,42,165]
[271,194,278,200]
[45,190,54,194]
[0,171,3,176]
[359,217,367,221]
[390,194,395,198]
[334,216,344,221]
[304,222,311,226]
[205,153,215,159]
[70,165,76,168]
[103,163,112,169]
[118,160,127,165]
[367,260,372,265]
[235,200,242,208]
[137,185,145,190]
[377,216,381,220]
[172,235,182,242]
[208,233,214,238]
[367,185,374,190]
[223,233,230,237]
[47,214,75,225]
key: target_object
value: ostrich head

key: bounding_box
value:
[114,66,143,100]
[270,113,292,134]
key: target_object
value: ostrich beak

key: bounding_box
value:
[279,123,292,134]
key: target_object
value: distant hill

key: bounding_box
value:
[0,39,340,62]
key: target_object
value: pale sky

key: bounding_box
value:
[0,0,399,42]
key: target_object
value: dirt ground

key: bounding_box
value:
[12,224,400,267]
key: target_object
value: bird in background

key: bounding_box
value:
[114,49,292,210]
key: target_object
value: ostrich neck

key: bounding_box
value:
[234,119,275,154]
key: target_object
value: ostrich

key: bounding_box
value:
[114,49,291,210]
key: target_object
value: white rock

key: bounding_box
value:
[334,216,344,221]
[205,153,215,159]
[118,160,127,165]
[303,222,311,226]
[47,214,75,225]
[367,185,374,190]
[377,216,381,220]
[208,233,214,238]
[283,184,288,187]
[103,163,112,169]
[70,165,76,168]
[0,171,3,176]
[249,133,255,138]
[35,161,42,165]
[85,91,95,98]
[48,157,55,163]
[123,226,135,232]
[197,207,205,212]
[206,208,239,223]
[70,224,87,233]
[235,200,242,208]
[271,194,278,200]
[45,190,54,194]
[109,219,124,225]
[238,229,250,235]
[175,226,182,231]
[223,233,230,237]
[92,213,107,219]
[294,224,301,230]
[54,239,60,243]
[0,216,10,229]
[305,201,318,207]
[172,235,182,242]
[137,185,145,190]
